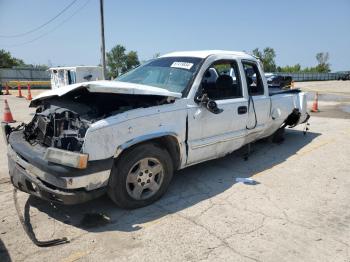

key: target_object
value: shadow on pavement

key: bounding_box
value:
[25,129,320,234]
[0,238,12,262]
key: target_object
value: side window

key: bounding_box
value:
[201,60,242,100]
[67,70,77,84]
[242,61,264,96]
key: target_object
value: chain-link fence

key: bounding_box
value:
[0,68,51,89]
[272,72,345,82]
[0,68,50,82]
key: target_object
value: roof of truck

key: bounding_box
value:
[161,50,255,59]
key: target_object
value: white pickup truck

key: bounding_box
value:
[4,50,309,209]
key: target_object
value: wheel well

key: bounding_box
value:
[119,136,181,170]
[153,136,181,170]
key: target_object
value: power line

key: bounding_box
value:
[0,0,78,38]
[2,0,91,47]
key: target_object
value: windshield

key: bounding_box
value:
[116,57,203,94]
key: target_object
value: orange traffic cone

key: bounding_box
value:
[2,99,16,123]
[311,92,319,112]
[17,84,23,98]
[4,83,10,95]
[26,84,32,100]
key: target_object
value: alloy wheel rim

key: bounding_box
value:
[126,157,164,200]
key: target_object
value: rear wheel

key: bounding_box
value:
[107,143,173,209]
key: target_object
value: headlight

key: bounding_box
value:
[44,148,89,169]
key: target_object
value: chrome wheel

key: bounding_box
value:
[126,157,164,200]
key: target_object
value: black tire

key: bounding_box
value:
[107,143,174,209]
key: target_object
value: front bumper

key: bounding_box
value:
[8,152,106,204]
[7,131,113,205]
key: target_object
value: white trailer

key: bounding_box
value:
[49,66,103,89]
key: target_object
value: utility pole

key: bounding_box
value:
[99,0,106,79]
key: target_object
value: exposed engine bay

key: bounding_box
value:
[24,105,90,152]
[24,88,174,152]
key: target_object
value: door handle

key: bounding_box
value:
[237,106,247,114]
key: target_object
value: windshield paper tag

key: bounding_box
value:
[171,62,193,70]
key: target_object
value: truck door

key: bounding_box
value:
[241,60,270,141]
[187,60,248,165]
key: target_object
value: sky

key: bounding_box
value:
[0,0,349,71]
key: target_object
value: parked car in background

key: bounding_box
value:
[336,71,350,81]
[266,74,293,89]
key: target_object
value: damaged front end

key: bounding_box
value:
[5,82,180,204]
[23,104,90,152]
[23,87,175,154]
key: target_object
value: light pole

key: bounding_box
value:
[99,0,106,79]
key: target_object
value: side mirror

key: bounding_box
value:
[195,87,223,115]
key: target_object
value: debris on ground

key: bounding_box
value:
[235,177,259,185]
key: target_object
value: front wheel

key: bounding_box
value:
[107,143,174,209]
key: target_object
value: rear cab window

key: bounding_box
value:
[242,60,265,96]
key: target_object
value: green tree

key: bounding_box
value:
[315,52,330,72]
[125,51,140,71]
[301,66,318,73]
[0,49,25,68]
[252,47,276,72]
[106,45,126,78]
[253,48,331,73]
[33,64,49,70]
[106,44,140,78]
[277,64,301,73]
